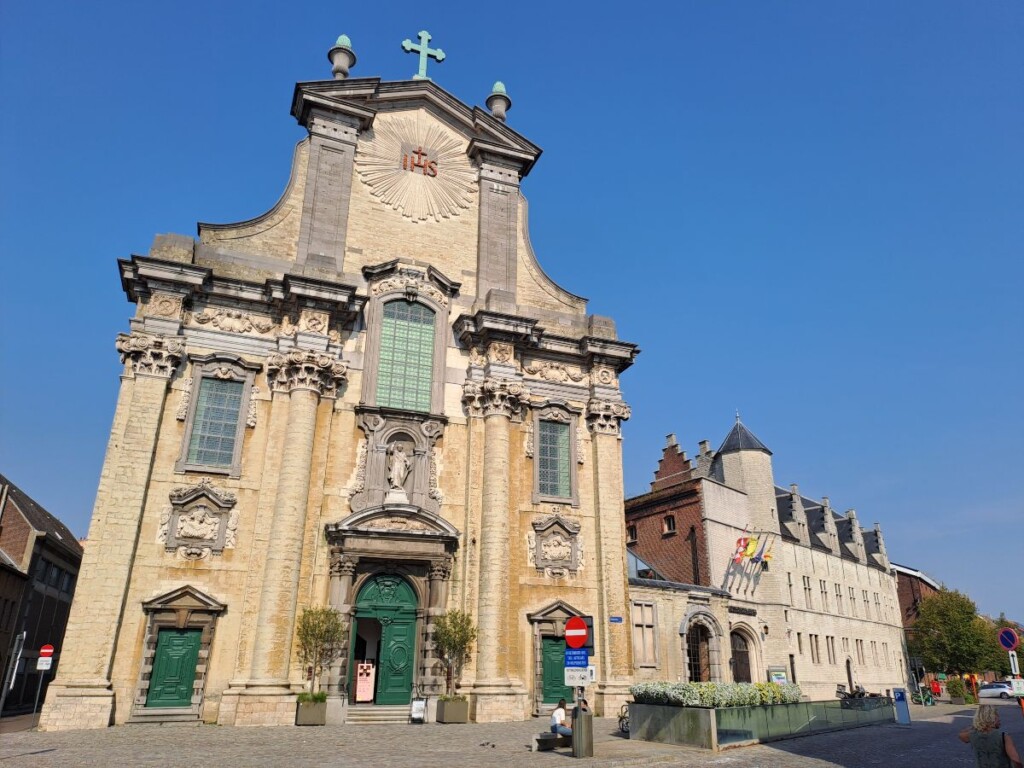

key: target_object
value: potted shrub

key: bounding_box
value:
[295,606,345,725]
[432,609,477,724]
[946,677,967,705]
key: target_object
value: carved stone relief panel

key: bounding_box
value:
[145,293,184,319]
[157,478,238,560]
[523,360,586,384]
[190,308,275,335]
[348,409,445,515]
[526,513,584,578]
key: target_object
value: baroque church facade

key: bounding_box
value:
[625,421,908,701]
[40,39,637,729]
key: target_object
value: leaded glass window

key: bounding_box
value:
[538,420,571,498]
[376,300,435,412]
[187,378,244,467]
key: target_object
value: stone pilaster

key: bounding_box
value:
[327,551,357,696]
[462,378,530,721]
[585,397,635,717]
[227,348,346,726]
[39,333,182,731]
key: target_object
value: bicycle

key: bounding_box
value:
[618,703,630,734]
[910,690,934,706]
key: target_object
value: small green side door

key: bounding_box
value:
[146,628,202,708]
[541,636,574,704]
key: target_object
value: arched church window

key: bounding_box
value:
[376,300,435,412]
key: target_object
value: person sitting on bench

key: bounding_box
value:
[551,698,572,736]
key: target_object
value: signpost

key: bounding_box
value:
[998,628,1019,652]
[563,617,595,758]
[32,644,55,715]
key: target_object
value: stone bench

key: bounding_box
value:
[532,732,572,752]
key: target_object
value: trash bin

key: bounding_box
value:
[572,703,593,758]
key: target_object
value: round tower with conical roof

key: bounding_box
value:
[713,417,781,538]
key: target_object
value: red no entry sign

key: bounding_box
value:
[565,617,588,649]
[39,644,54,658]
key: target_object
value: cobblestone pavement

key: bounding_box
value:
[2,701,1022,768]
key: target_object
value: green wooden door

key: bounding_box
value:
[146,628,201,708]
[377,618,416,704]
[541,636,574,704]
[354,575,418,705]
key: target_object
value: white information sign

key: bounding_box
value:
[1010,679,1024,696]
[564,668,589,686]
[1010,651,1019,676]
[36,657,52,671]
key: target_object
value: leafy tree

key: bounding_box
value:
[908,589,990,675]
[296,606,346,694]
[432,609,477,698]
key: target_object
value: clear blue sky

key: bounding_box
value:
[2,2,1021,620]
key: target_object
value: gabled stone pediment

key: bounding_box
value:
[333,504,459,539]
[527,599,584,623]
[291,78,541,176]
[142,584,226,614]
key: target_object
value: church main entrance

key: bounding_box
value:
[349,574,418,705]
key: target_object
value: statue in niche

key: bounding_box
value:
[177,505,219,541]
[387,442,412,492]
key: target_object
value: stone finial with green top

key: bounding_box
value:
[486,81,512,122]
[328,34,356,80]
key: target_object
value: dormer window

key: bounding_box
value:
[663,515,676,535]
[626,525,637,543]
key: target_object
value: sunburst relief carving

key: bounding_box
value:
[355,116,477,223]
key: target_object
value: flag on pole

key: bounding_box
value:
[733,537,749,564]
[744,537,759,557]
[751,538,768,563]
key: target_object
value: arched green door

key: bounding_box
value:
[354,574,418,705]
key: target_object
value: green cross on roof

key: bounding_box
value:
[401,30,445,81]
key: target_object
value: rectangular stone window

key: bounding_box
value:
[631,601,657,667]
[186,378,244,467]
[809,634,820,664]
[537,420,571,498]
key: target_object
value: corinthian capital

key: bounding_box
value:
[586,399,632,435]
[462,377,528,419]
[115,332,184,379]
[266,348,347,398]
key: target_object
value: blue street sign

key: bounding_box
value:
[564,648,589,668]
[609,616,623,624]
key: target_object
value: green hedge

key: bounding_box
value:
[630,681,802,708]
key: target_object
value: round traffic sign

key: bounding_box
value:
[565,616,588,649]
[998,628,1019,652]
[39,644,55,658]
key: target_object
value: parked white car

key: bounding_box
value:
[978,682,1013,699]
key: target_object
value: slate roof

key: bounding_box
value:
[717,420,772,455]
[0,473,83,561]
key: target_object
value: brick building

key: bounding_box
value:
[0,475,82,716]
[40,36,637,730]
[625,421,908,700]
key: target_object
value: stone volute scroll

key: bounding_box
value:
[586,398,632,436]
[116,332,185,379]
[157,478,239,560]
[266,348,347,398]
[461,377,529,419]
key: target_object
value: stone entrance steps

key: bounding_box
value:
[127,707,201,725]
[345,704,411,725]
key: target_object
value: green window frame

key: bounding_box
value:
[376,300,435,412]
[537,420,571,498]
[186,378,244,467]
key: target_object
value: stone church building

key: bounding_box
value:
[40,39,637,729]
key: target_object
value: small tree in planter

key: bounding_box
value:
[295,606,345,725]
[432,609,477,723]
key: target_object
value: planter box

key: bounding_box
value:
[296,701,328,726]
[437,698,469,723]
[630,699,894,752]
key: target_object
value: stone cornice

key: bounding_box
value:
[116,332,184,379]
[266,348,347,398]
[454,310,541,349]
